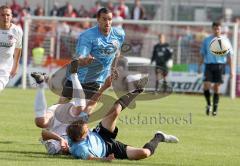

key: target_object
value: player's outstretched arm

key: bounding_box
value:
[41,130,69,153]
[87,154,115,162]
[77,55,94,66]
[111,51,121,80]
[83,76,112,115]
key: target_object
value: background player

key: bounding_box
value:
[151,33,173,92]
[0,5,22,92]
[60,7,125,103]
[200,22,233,116]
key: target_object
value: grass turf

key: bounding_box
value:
[0,88,239,166]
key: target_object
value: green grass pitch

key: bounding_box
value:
[0,88,239,166]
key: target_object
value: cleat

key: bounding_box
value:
[70,59,78,73]
[206,105,211,116]
[212,105,218,116]
[155,131,179,143]
[31,72,47,84]
[212,111,217,116]
[161,81,168,93]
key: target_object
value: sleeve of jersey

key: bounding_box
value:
[75,34,92,58]
[16,26,23,49]
[74,145,91,160]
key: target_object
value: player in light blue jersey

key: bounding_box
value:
[67,77,179,161]
[60,7,125,103]
[200,22,233,116]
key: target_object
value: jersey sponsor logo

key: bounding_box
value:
[98,43,118,56]
[8,35,13,40]
[0,42,13,47]
[0,34,14,48]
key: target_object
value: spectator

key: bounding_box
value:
[64,3,77,18]
[77,5,89,17]
[34,4,44,16]
[19,8,31,29]
[58,2,69,16]
[22,0,31,14]
[81,20,91,29]
[131,0,145,20]
[32,42,45,67]
[10,0,21,18]
[89,1,102,18]
[50,2,59,16]
[115,0,129,19]
[106,0,115,13]
[113,10,123,28]
[57,21,70,35]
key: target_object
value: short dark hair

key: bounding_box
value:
[0,5,11,11]
[66,120,86,142]
[97,7,112,18]
[212,22,221,27]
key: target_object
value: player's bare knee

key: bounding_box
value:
[140,149,151,159]
[35,118,48,128]
[112,103,122,116]
[129,149,150,160]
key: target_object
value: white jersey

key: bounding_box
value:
[0,24,23,77]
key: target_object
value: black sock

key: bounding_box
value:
[155,80,159,91]
[213,93,219,111]
[143,133,164,155]
[204,90,211,106]
[115,89,143,110]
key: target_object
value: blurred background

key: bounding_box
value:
[2,0,240,97]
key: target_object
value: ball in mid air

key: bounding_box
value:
[209,37,231,56]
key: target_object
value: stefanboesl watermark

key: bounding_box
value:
[119,113,192,125]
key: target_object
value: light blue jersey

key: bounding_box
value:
[200,35,233,64]
[67,25,125,84]
[69,131,106,159]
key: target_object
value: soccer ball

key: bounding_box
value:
[209,37,231,56]
[166,59,173,69]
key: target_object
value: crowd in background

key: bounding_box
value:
[6,0,151,63]
[7,0,148,29]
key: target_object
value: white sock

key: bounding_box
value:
[34,83,47,117]
[70,73,86,108]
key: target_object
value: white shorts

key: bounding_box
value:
[41,135,68,155]
[0,76,9,92]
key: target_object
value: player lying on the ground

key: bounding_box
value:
[67,86,179,161]
[31,60,112,154]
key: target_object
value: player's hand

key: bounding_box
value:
[60,138,69,153]
[111,68,119,80]
[78,55,94,66]
[10,65,18,78]
[104,153,115,161]
[103,76,112,89]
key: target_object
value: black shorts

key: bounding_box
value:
[155,64,168,76]
[92,123,128,159]
[204,64,225,83]
[61,79,100,100]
